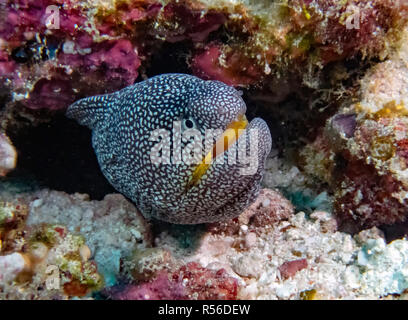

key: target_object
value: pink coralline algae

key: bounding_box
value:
[299,32,408,232]
[335,160,406,231]
[56,39,141,98]
[1,0,406,117]
[1,0,147,112]
[156,2,226,43]
[278,259,308,280]
[16,37,141,109]
[96,1,161,35]
[107,272,185,300]
[191,43,263,87]
[108,262,238,300]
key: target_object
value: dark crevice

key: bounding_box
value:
[6,114,116,200]
[380,221,408,243]
[143,41,192,78]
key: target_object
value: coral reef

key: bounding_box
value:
[0,201,28,252]
[2,0,408,301]
[190,0,408,89]
[26,190,152,286]
[123,247,174,282]
[154,193,408,299]
[108,262,238,300]
[0,222,103,299]
[0,133,17,177]
[0,252,27,285]
[278,259,308,280]
[0,189,152,298]
[300,26,408,232]
[0,0,406,124]
[1,0,146,112]
[1,185,408,300]
[2,0,408,231]
[207,188,294,236]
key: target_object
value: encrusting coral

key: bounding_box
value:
[191,0,408,87]
[0,189,153,299]
[2,185,408,300]
[0,222,103,299]
[106,262,238,300]
[0,133,17,177]
[1,0,406,119]
[300,26,408,232]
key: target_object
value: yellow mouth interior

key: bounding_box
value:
[187,115,248,189]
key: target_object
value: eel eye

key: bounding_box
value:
[182,118,197,130]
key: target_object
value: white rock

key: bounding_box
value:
[0,253,26,284]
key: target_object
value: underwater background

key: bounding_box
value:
[1,0,408,300]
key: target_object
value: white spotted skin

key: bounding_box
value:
[66,74,272,224]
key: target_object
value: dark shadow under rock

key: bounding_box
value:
[6,114,116,200]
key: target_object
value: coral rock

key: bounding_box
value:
[0,252,27,284]
[0,133,17,177]
[157,2,226,43]
[191,44,263,87]
[26,190,152,286]
[300,27,408,232]
[123,247,174,282]
[109,262,238,300]
[175,262,238,300]
[208,188,294,235]
[107,272,185,300]
[278,259,308,280]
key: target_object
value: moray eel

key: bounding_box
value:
[66,74,272,224]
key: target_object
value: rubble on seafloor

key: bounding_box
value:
[1,183,408,300]
[0,202,104,299]
[2,0,408,300]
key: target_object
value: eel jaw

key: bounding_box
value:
[186,114,249,190]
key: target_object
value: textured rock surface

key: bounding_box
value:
[300,26,408,232]
[207,188,294,235]
[0,0,405,122]
[155,201,408,299]
[0,223,103,299]
[0,252,27,285]
[1,186,408,299]
[26,190,152,286]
